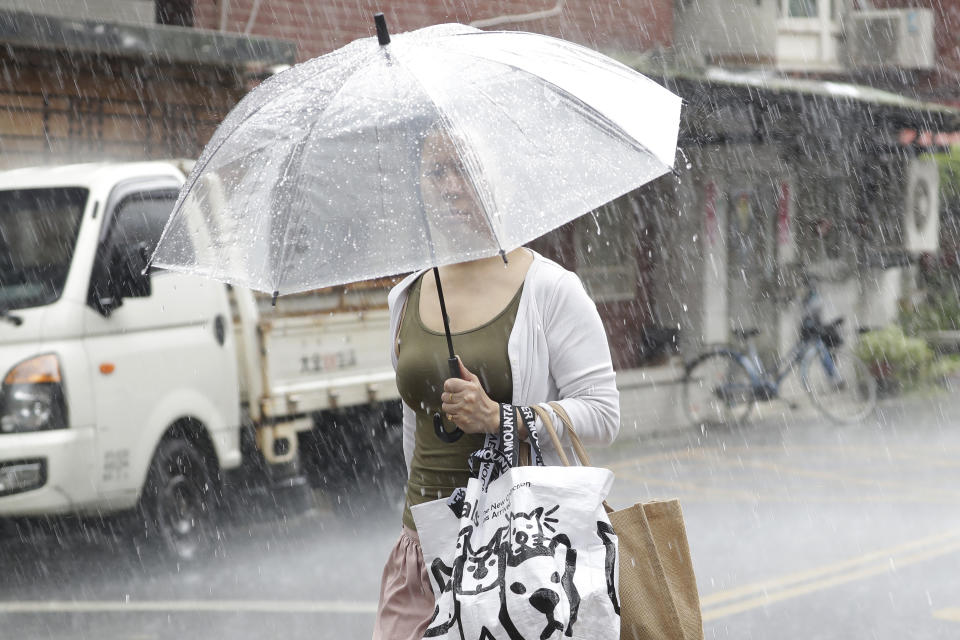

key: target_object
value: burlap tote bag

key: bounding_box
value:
[532,402,704,640]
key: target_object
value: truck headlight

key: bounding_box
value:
[0,354,68,433]
[0,459,46,496]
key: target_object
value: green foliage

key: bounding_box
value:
[898,232,960,337]
[854,326,935,391]
[929,355,960,381]
[898,295,960,336]
[934,151,960,204]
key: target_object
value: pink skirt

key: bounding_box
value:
[372,526,436,640]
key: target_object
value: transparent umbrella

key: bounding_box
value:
[148,16,682,299]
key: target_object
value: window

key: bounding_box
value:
[574,200,638,303]
[794,176,856,280]
[110,191,177,262]
[0,188,87,310]
[788,0,818,17]
[92,190,179,302]
[783,0,833,18]
[155,0,193,27]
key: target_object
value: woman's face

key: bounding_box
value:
[419,129,486,232]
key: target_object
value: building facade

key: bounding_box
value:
[0,1,295,169]
[667,0,960,367]
[190,0,674,62]
[3,1,959,392]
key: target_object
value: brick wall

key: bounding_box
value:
[193,0,673,61]
[0,48,242,168]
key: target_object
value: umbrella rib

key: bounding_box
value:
[273,49,403,293]
[471,85,539,149]
[152,47,381,269]
[422,42,674,171]
[373,121,404,261]
[549,82,673,169]
[269,137,312,295]
[441,117,507,259]
[394,59,507,260]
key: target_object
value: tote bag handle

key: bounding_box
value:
[531,403,617,513]
[530,402,592,467]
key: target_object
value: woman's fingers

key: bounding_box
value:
[442,378,476,405]
[443,378,471,393]
[456,358,481,384]
[440,369,498,433]
[441,390,473,413]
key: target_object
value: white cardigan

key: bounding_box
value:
[387,249,620,470]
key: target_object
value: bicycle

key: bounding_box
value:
[682,287,878,427]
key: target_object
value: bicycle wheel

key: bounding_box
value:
[802,347,878,423]
[683,352,756,428]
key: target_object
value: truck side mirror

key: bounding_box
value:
[114,241,152,299]
[89,242,152,317]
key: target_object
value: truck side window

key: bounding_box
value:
[89,190,181,308]
[111,191,179,263]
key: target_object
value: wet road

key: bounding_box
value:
[2,389,959,639]
[605,392,960,639]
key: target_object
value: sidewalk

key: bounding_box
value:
[615,360,689,438]
[613,357,899,440]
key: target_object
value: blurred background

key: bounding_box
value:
[2,1,960,639]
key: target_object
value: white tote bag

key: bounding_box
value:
[411,405,620,640]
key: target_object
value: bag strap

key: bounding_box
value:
[533,403,614,514]
[517,406,543,466]
[498,402,521,468]
[518,442,531,467]
[532,403,594,468]
[547,402,594,467]
[530,405,571,466]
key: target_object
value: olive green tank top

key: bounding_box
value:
[396,274,522,531]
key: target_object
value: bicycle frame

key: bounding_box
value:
[684,325,875,426]
[729,335,839,401]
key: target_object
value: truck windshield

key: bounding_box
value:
[0,188,88,311]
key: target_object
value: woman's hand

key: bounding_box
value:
[441,360,499,434]
[442,360,529,439]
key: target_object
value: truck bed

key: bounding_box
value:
[232,283,401,421]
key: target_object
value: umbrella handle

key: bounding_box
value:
[434,356,465,442]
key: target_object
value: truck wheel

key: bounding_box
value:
[140,439,218,562]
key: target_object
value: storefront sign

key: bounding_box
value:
[899,129,960,147]
[777,182,791,246]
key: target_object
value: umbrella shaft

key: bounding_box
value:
[432,267,456,362]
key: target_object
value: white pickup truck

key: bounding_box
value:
[0,160,403,559]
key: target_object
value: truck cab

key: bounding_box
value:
[0,162,241,557]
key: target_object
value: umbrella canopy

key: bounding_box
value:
[148,19,682,296]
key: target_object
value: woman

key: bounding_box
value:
[372,127,620,640]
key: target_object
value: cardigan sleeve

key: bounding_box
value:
[538,269,620,450]
[387,273,423,474]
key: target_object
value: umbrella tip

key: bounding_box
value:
[374,13,390,46]
[272,290,279,307]
[499,249,508,265]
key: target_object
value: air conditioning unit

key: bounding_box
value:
[846,9,935,70]
[902,157,940,254]
[675,0,777,66]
